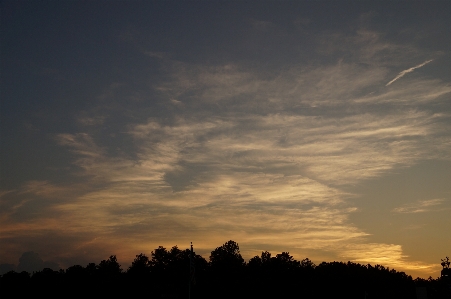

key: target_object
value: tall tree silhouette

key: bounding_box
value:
[97,255,122,277]
[128,253,151,276]
[209,240,245,270]
[208,240,245,298]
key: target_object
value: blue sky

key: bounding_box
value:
[1,1,450,278]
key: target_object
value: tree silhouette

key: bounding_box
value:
[208,240,245,297]
[209,240,244,269]
[247,254,262,268]
[300,257,315,268]
[127,253,151,279]
[441,256,450,269]
[1,240,448,298]
[95,255,123,295]
[0,270,31,294]
[147,245,207,298]
[97,255,122,276]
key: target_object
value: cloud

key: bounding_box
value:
[20,56,450,270]
[17,251,44,273]
[143,51,166,59]
[4,56,450,275]
[77,115,105,126]
[0,264,16,275]
[386,60,433,86]
[150,59,451,184]
[17,251,59,273]
[392,199,445,213]
[2,24,450,278]
[339,243,434,272]
[36,95,448,272]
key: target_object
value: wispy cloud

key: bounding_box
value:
[2,23,450,278]
[386,60,433,86]
[6,56,448,269]
[392,199,445,213]
[340,243,434,272]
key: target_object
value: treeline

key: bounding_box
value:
[0,240,449,298]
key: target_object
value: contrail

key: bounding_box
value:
[386,59,433,86]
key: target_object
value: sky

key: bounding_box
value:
[1,1,450,279]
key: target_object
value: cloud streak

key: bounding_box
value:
[392,199,445,213]
[386,60,433,86]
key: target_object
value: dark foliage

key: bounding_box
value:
[0,241,449,299]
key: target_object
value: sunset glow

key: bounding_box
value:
[1,1,450,279]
